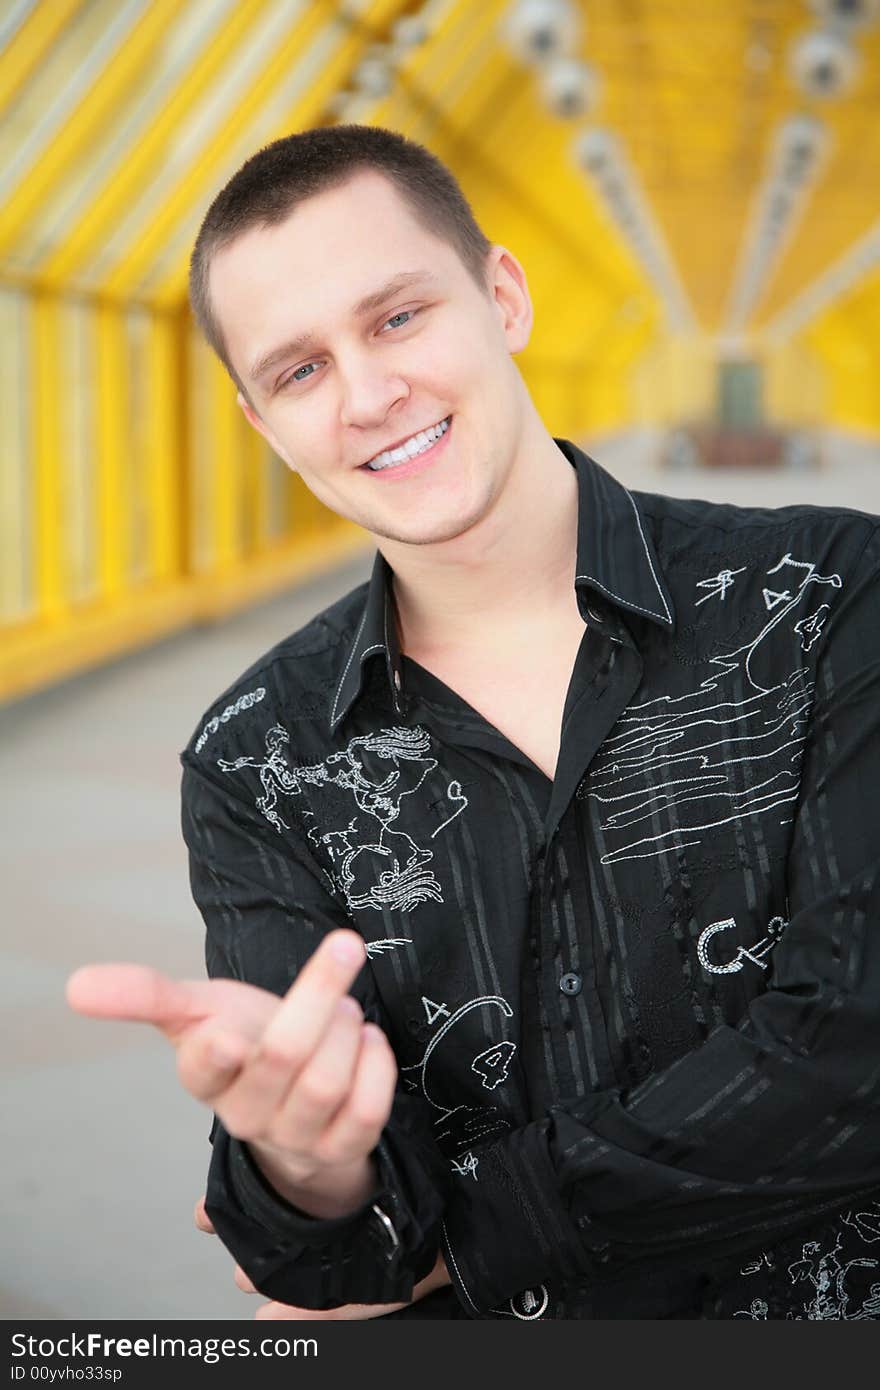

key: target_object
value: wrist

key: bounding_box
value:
[249,1145,380,1219]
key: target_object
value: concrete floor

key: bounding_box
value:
[2,427,878,1320]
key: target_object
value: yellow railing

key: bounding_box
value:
[0,284,367,705]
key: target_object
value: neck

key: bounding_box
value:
[377,419,580,658]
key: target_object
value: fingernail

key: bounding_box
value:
[331,933,363,966]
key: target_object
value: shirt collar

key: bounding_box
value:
[329,438,675,733]
[558,437,675,631]
[330,547,404,734]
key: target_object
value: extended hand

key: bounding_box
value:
[66,930,398,1214]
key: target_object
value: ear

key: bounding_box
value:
[236,390,298,473]
[485,244,533,354]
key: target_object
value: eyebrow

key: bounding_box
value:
[247,270,439,386]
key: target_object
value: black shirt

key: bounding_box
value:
[182,440,880,1319]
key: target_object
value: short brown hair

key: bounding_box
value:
[189,125,493,393]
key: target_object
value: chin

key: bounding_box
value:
[379,506,489,548]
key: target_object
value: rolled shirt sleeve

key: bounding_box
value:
[440,524,880,1314]
[181,755,451,1309]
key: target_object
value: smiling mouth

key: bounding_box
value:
[361,416,451,471]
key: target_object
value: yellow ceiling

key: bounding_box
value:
[0,0,878,337]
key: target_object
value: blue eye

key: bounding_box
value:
[291,363,316,381]
[384,310,414,330]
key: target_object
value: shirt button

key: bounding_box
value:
[559,972,582,996]
[393,670,401,691]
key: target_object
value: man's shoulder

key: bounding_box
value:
[636,482,879,536]
[636,484,880,567]
[181,577,369,761]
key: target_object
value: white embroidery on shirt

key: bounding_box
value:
[471,1040,517,1090]
[450,1151,479,1181]
[716,553,841,696]
[430,779,469,839]
[731,1204,880,1319]
[422,997,450,1024]
[401,994,516,1152]
[841,1201,880,1243]
[588,671,811,864]
[795,605,830,652]
[786,1232,879,1320]
[194,687,265,753]
[734,1298,769,1319]
[583,550,842,865]
[697,914,788,976]
[218,723,449,914]
[763,587,792,611]
[364,937,412,958]
[695,566,746,605]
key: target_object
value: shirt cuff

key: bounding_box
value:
[205,1117,448,1309]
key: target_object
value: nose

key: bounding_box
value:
[338,350,408,429]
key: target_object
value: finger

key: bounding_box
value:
[312,1022,397,1166]
[234,1265,258,1294]
[66,964,199,1027]
[194,1196,215,1235]
[254,931,366,1080]
[65,964,279,1043]
[254,1299,407,1321]
[264,996,363,1151]
[176,1020,252,1104]
[215,994,361,1139]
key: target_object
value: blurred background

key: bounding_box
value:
[1,0,879,1318]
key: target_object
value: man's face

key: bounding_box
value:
[209,170,532,547]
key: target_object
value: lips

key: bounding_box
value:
[360,416,451,470]
[358,414,452,481]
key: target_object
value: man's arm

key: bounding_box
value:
[434,522,880,1314]
[193,1193,450,1320]
[178,754,452,1309]
[68,931,451,1309]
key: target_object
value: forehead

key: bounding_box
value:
[209,171,462,359]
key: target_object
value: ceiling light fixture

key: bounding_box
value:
[723,115,830,333]
[573,127,694,331]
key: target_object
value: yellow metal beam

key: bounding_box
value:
[145,310,181,583]
[0,0,184,261]
[94,303,130,598]
[32,291,66,619]
[39,0,269,286]
[0,0,89,116]
[207,347,244,572]
[118,0,409,305]
[0,0,88,118]
[0,527,370,707]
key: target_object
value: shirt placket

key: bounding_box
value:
[537,611,645,1102]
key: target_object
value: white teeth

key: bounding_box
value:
[366,417,449,470]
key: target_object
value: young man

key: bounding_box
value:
[69,125,880,1320]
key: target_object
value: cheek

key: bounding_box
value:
[424,333,495,397]
[273,399,340,466]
